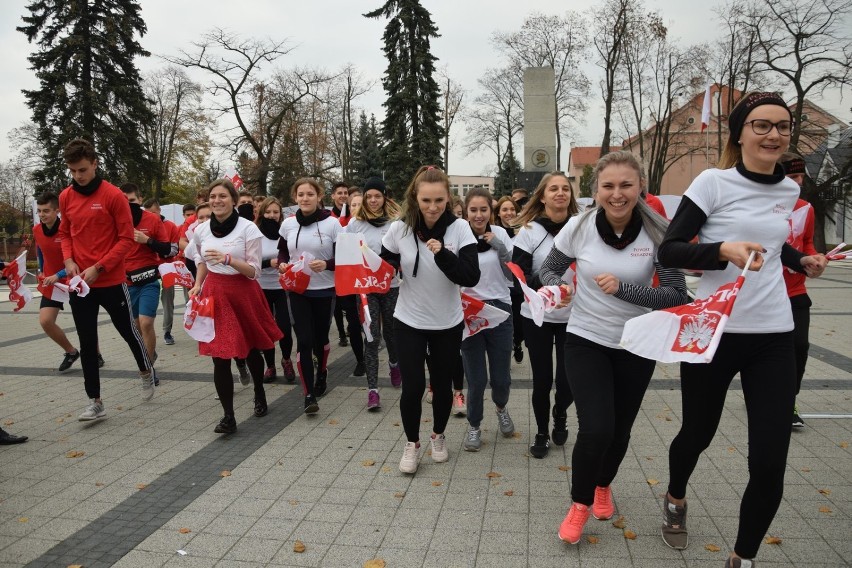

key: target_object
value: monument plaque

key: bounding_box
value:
[523,67,557,173]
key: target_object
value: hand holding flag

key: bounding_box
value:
[334,232,395,295]
[279,252,314,293]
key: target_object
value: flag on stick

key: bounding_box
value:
[2,252,32,311]
[701,83,712,132]
[620,252,756,363]
[461,293,510,340]
[357,293,373,342]
[159,261,195,288]
[184,295,215,342]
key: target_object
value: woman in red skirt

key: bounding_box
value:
[187,179,283,434]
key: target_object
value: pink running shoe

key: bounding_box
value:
[389,363,402,388]
[558,503,591,544]
[367,390,381,411]
[592,486,615,520]
[282,358,296,383]
[452,391,466,416]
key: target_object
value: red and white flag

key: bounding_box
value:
[826,242,848,261]
[279,252,314,293]
[620,252,755,363]
[461,293,510,340]
[158,261,195,288]
[3,251,33,312]
[334,232,395,295]
[357,293,373,342]
[224,166,244,190]
[37,275,69,303]
[184,295,215,342]
[701,83,712,132]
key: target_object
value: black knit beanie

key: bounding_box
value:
[781,156,806,175]
[728,92,792,144]
[363,177,387,196]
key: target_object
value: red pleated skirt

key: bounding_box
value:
[198,272,284,359]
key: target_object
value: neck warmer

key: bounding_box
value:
[500,224,516,238]
[42,217,61,237]
[411,209,456,277]
[294,207,331,249]
[332,205,343,218]
[473,222,492,252]
[210,209,239,238]
[595,207,643,249]
[258,217,281,240]
[71,176,103,196]
[366,216,389,228]
[534,216,568,237]
[129,202,144,227]
[736,161,786,185]
[237,203,254,220]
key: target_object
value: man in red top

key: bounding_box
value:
[120,185,175,369]
[59,139,156,421]
[144,198,181,346]
[779,153,822,429]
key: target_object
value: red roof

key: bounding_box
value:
[569,147,602,168]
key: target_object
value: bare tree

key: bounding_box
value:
[594,0,633,156]
[437,67,465,173]
[492,12,589,169]
[749,0,852,152]
[462,68,524,172]
[331,65,374,182]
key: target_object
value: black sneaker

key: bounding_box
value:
[58,351,80,372]
[552,410,569,446]
[792,406,805,429]
[353,361,366,377]
[97,353,105,368]
[513,344,524,363]
[530,433,550,459]
[153,368,160,387]
[304,395,319,415]
[338,336,348,347]
[214,415,237,434]
[164,332,175,346]
[254,396,268,417]
[315,369,328,397]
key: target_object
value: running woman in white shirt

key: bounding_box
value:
[657,92,827,568]
[538,151,688,545]
[381,166,480,474]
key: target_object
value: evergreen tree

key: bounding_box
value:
[365,0,444,197]
[353,112,384,184]
[18,0,153,191]
[494,152,522,196]
[579,164,595,198]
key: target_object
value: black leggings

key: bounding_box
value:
[667,331,795,559]
[426,351,464,391]
[69,283,151,399]
[334,296,346,338]
[395,318,463,442]
[565,333,655,505]
[510,288,524,348]
[262,289,294,368]
[337,294,365,363]
[790,294,811,395]
[213,349,265,416]
[288,293,334,396]
[523,318,573,435]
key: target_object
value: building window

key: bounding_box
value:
[687,117,695,125]
[801,113,809,122]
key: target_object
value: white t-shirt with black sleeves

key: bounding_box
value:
[381,218,477,329]
[685,167,799,333]
[513,221,572,323]
[555,214,656,348]
[346,218,399,289]
[461,225,512,304]
[279,215,341,291]
[190,216,262,278]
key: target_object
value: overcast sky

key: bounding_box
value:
[1,0,849,179]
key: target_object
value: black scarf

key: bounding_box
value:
[295,207,331,226]
[258,217,281,240]
[71,175,103,196]
[129,202,144,227]
[411,209,456,277]
[473,223,492,252]
[237,203,255,220]
[210,209,239,238]
[332,205,343,218]
[42,217,60,237]
[534,216,568,237]
[501,224,516,238]
[736,161,786,185]
[367,216,389,228]
[595,207,643,250]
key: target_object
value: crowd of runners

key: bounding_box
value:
[2,91,833,568]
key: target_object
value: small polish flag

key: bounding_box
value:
[505,262,545,326]
[461,293,510,340]
[38,275,69,303]
[334,232,395,295]
[3,252,32,311]
[701,83,712,132]
[159,261,195,288]
[279,252,314,293]
[184,295,216,342]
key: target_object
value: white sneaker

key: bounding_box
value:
[399,442,420,474]
[430,434,449,462]
[78,399,106,421]
[141,370,156,401]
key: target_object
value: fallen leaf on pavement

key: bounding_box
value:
[328,419,339,425]
[56,418,64,423]
[116,406,123,411]
[178,528,191,534]
[801,467,812,472]
[67,565,84,568]
[647,479,659,486]
[504,490,514,496]
[392,422,400,427]
[586,536,600,544]
[705,544,721,552]
[393,492,405,498]
[623,529,637,540]
[558,466,570,471]
[840,441,849,449]
[95,482,104,487]
[765,536,782,545]
[363,560,386,568]
[486,471,501,478]
[3,420,13,426]
[818,488,831,496]
[66,451,85,458]
[293,540,306,553]
[136,483,148,490]
[612,516,626,529]
[511,431,522,438]
[819,506,832,514]
[289,500,299,506]
[362,460,376,467]
[432,481,443,486]
[728,447,736,453]
[18,517,28,523]
[220,470,231,477]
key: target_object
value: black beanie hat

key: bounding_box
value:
[781,156,806,175]
[728,92,792,145]
[363,177,387,196]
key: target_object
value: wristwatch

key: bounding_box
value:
[94,263,106,274]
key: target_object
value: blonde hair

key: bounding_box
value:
[399,166,451,232]
[513,172,578,228]
[354,189,400,222]
[254,197,283,226]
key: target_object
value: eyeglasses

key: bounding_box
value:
[744,119,793,136]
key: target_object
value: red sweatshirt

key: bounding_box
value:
[58,180,134,288]
[33,221,65,277]
[784,198,817,298]
[162,219,181,263]
[126,210,169,275]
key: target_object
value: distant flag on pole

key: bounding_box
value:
[701,83,713,132]
[620,252,756,363]
[223,166,244,190]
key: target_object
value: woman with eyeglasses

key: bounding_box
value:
[657,92,827,568]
